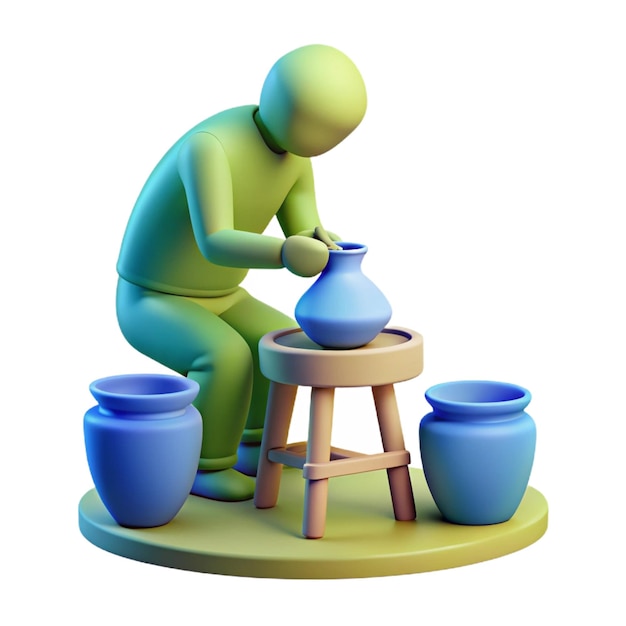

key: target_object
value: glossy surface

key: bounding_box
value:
[84,374,202,527]
[295,242,392,349]
[420,381,536,525]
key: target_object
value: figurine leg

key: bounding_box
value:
[116,279,255,500]
[221,292,295,477]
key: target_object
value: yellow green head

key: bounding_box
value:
[258,44,367,157]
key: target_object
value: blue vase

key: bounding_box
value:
[84,373,202,528]
[419,380,536,525]
[295,242,392,349]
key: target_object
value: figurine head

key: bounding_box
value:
[258,44,367,157]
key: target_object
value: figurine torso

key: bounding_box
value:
[117,105,309,296]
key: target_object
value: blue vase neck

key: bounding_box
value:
[97,406,187,420]
[430,408,528,423]
[323,243,367,275]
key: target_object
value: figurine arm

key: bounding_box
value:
[177,131,328,276]
[277,161,341,241]
[178,131,284,269]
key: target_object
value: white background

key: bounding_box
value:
[2,1,624,623]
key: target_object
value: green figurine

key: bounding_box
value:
[116,44,367,501]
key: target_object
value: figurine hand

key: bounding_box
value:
[296,227,342,244]
[313,226,342,250]
[282,235,329,277]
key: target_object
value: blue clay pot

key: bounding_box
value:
[295,242,392,349]
[419,380,536,525]
[84,373,202,528]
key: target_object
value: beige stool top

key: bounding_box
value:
[259,326,424,388]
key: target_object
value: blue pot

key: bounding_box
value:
[295,242,392,349]
[419,380,536,525]
[84,374,202,528]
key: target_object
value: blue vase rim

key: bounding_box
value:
[89,373,200,414]
[330,241,367,254]
[425,380,531,418]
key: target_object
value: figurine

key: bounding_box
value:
[115,44,367,501]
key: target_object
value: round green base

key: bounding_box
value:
[79,468,548,579]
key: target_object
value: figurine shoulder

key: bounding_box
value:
[183,105,259,140]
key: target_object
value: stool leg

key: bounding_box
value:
[372,384,417,521]
[254,382,297,509]
[303,386,335,539]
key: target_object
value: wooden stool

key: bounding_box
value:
[254,326,424,539]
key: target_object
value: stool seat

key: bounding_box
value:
[254,326,424,539]
[258,326,423,388]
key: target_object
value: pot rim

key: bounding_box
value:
[330,241,367,254]
[425,380,531,417]
[89,373,200,414]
